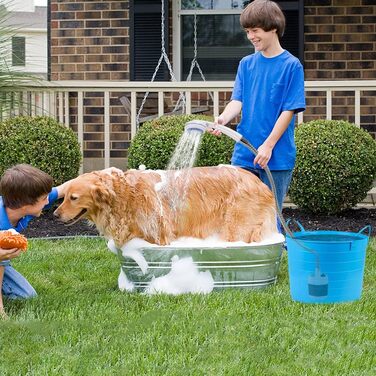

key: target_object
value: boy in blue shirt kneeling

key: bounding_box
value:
[0,164,67,317]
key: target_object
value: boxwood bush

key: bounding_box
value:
[127,114,235,169]
[0,116,81,185]
[289,119,376,214]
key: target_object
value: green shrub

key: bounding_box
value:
[0,116,81,185]
[289,119,376,214]
[127,114,235,169]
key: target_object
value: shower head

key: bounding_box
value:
[185,120,243,142]
[185,120,211,133]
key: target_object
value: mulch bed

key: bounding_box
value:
[22,203,376,238]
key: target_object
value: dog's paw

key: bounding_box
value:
[118,268,135,292]
[107,239,118,255]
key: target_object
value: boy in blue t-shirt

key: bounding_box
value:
[213,0,306,211]
[0,164,67,317]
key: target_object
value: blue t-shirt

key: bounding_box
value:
[231,50,306,170]
[0,187,58,232]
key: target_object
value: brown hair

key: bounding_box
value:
[0,164,53,209]
[240,0,285,39]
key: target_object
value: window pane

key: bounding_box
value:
[12,36,25,66]
[182,14,251,80]
[182,0,251,10]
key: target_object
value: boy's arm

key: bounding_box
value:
[211,100,242,136]
[55,180,71,199]
[254,110,294,169]
[44,180,72,210]
[0,265,5,316]
[217,100,242,125]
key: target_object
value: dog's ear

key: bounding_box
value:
[91,183,114,205]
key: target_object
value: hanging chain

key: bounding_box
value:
[136,3,213,127]
[177,13,213,108]
[136,0,185,126]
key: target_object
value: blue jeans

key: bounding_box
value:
[241,167,293,210]
[1,262,37,299]
[241,167,293,233]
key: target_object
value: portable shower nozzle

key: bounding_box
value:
[185,120,243,143]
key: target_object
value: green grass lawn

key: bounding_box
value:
[1,237,375,376]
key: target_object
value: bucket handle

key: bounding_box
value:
[286,218,306,233]
[358,225,371,238]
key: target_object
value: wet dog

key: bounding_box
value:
[54,166,277,248]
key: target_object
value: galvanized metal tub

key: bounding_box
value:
[118,239,284,291]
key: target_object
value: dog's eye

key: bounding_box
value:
[70,195,78,201]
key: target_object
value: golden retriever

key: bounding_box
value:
[54,166,277,248]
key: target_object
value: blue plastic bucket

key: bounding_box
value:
[286,221,371,303]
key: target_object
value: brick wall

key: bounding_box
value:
[303,0,376,136]
[50,1,130,80]
[50,1,131,171]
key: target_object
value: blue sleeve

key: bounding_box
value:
[44,187,59,210]
[231,59,244,102]
[282,64,306,114]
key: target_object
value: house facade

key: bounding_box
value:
[4,0,47,77]
[49,0,376,170]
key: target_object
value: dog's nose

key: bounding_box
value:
[53,210,60,219]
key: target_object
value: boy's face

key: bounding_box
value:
[244,27,277,53]
[23,194,49,217]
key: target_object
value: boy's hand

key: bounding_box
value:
[56,180,72,198]
[254,143,273,169]
[208,116,224,137]
[0,247,22,261]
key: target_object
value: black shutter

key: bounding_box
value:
[131,0,169,81]
[278,1,304,64]
[281,10,300,60]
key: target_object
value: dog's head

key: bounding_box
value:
[54,172,115,225]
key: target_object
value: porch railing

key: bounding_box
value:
[1,80,375,172]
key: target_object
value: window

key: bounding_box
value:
[12,36,26,66]
[174,0,303,80]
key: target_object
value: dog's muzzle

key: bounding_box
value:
[54,208,88,226]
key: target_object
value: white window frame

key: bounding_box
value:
[172,1,242,81]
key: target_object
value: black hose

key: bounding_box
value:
[239,137,320,269]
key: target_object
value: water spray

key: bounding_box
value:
[185,120,328,297]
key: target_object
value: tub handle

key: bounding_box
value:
[286,218,306,233]
[358,225,371,238]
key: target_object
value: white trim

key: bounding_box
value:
[58,91,64,124]
[64,92,69,128]
[130,91,137,139]
[355,90,360,127]
[14,28,46,33]
[77,92,84,175]
[22,80,376,90]
[172,1,181,80]
[179,9,242,15]
[104,91,110,169]
[158,91,164,117]
[326,90,332,120]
